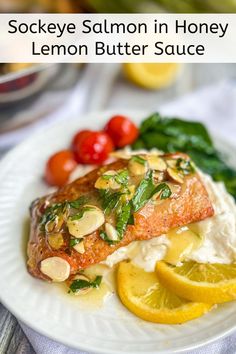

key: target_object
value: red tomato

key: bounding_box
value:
[72,129,91,152]
[74,131,114,164]
[45,150,77,187]
[105,115,139,148]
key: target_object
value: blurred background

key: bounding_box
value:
[1,0,236,13]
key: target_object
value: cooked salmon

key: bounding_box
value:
[27,153,214,281]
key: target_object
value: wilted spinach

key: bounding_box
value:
[133,113,236,200]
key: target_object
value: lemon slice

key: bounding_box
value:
[117,261,211,324]
[123,63,180,90]
[156,261,236,304]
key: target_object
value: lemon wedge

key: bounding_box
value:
[117,261,211,324]
[123,63,180,90]
[156,261,236,304]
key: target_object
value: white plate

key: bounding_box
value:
[0,110,236,354]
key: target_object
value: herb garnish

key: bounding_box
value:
[130,155,146,165]
[99,190,124,214]
[152,183,172,200]
[131,172,172,212]
[99,230,118,245]
[131,170,155,212]
[69,275,102,293]
[70,206,95,221]
[40,196,88,231]
[116,203,132,237]
[114,169,129,186]
[101,169,128,187]
[69,238,83,247]
[100,169,173,244]
[40,202,68,231]
[102,174,114,180]
[69,196,88,209]
[176,158,195,175]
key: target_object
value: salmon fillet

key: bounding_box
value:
[27,153,214,281]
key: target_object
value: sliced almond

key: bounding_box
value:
[147,156,166,171]
[45,213,65,233]
[166,159,177,169]
[40,256,70,282]
[73,241,85,254]
[95,170,120,190]
[128,158,147,176]
[94,176,110,189]
[105,222,119,241]
[69,274,92,295]
[127,185,136,199]
[167,168,184,184]
[153,171,165,182]
[67,205,105,238]
[47,233,64,250]
[121,185,136,203]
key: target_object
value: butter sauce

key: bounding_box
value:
[58,264,115,309]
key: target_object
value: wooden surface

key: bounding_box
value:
[0,63,235,354]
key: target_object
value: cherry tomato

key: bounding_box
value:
[105,115,139,148]
[45,150,77,187]
[74,131,114,164]
[72,129,91,152]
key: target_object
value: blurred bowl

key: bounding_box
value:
[0,64,60,105]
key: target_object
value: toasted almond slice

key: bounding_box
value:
[105,223,119,241]
[166,159,177,169]
[153,171,165,182]
[128,185,136,199]
[121,185,136,203]
[70,274,92,295]
[73,241,85,254]
[95,170,120,190]
[40,257,70,282]
[167,168,184,184]
[94,177,110,189]
[67,205,105,238]
[128,159,147,176]
[147,156,166,171]
[45,213,65,233]
[47,233,64,250]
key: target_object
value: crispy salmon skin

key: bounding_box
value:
[27,153,214,281]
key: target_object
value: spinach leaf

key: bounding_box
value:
[153,183,172,200]
[131,170,155,212]
[70,206,95,221]
[69,275,102,293]
[116,203,131,237]
[114,169,129,186]
[138,113,214,154]
[69,196,88,209]
[99,190,123,214]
